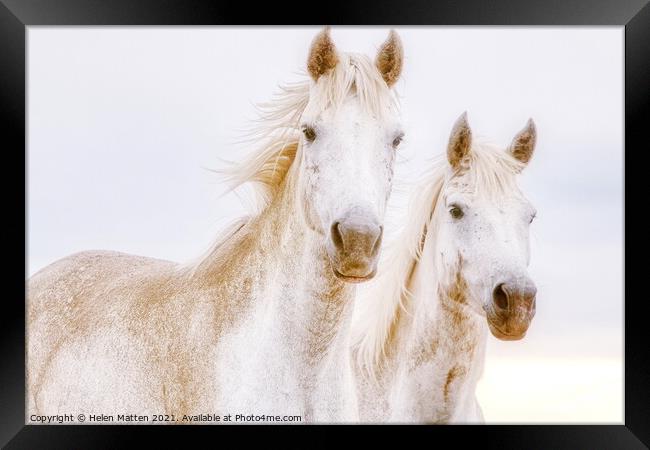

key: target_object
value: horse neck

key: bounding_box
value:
[378,237,488,422]
[200,166,356,370]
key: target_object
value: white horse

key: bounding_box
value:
[27,28,405,423]
[352,112,538,423]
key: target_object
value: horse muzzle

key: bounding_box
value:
[485,278,537,340]
[327,214,383,283]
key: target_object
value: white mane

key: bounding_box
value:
[352,139,526,376]
[220,52,399,213]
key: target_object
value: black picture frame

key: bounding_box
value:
[2,1,647,447]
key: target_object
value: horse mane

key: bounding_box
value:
[220,52,399,210]
[352,138,525,377]
[183,51,398,272]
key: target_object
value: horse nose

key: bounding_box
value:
[492,279,537,314]
[330,218,383,259]
[329,216,383,279]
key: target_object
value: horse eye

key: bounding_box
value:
[529,212,537,223]
[392,134,404,148]
[450,206,464,219]
[302,126,316,142]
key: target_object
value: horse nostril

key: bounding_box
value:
[526,285,538,303]
[493,283,509,310]
[330,221,344,250]
[371,226,383,256]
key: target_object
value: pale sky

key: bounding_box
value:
[27,27,623,423]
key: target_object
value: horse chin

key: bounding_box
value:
[486,315,531,341]
[332,267,377,284]
[326,248,378,284]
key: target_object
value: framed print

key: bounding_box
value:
[1,0,648,447]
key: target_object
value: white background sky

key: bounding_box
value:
[27,27,623,423]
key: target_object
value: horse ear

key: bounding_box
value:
[375,30,403,87]
[509,119,537,166]
[447,112,472,169]
[307,27,339,81]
